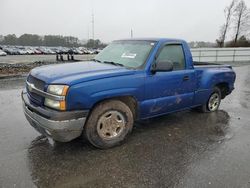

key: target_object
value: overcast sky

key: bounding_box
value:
[1,0,249,42]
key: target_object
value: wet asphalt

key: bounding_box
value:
[1,65,250,188]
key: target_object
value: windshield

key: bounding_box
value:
[94,40,155,68]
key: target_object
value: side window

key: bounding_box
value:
[156,44,185,70]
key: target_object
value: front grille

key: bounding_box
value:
[27,75,45,90]
[27,75,45,104]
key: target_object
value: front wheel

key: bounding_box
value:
[84,100,134,149]
[199,87,222,113]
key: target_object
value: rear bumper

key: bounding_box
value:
[22,91,88,142]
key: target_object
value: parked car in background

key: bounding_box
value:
[18,48,28,55]
[0,45,102,56]
[74,48,84,55]
[3,47,19,55]
[0,49,7,56]
[33,48,43,55]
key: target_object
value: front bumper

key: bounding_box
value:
[22,91,88,142]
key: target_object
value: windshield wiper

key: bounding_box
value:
[91,59,102,63]
[103,61,125,67]
[92,59,125,67]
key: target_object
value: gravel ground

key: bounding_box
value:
[0,54,94,65]
[0,54,95,77]
[0,61,75,76]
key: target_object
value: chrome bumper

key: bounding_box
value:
[22,91,88,142]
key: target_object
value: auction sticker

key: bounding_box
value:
[121,52,137,59]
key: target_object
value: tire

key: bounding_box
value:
[199,87,222,113]
[84,100,134,149]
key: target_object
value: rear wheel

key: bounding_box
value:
[84,100,134,149]
[199,87,221,113]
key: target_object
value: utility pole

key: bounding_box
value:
[87,27,90,48]
[87,27,89,40]
[92,12,95,48]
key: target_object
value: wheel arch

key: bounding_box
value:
[89,95,139,120]
[214,82,229,99]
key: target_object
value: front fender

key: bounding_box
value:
[66,73,145,110]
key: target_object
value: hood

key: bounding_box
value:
[30,61,135,85]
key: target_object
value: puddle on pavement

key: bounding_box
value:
[26,109,235,187]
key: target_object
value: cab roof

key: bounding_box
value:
[116,38,186,43]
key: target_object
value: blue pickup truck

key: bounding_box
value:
[22,38,236,148]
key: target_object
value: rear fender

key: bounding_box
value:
[194,69,235,105]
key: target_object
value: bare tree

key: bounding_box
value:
[233,0,250,44]
[218,0,237,47]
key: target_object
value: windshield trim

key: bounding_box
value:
[136,41,158,70]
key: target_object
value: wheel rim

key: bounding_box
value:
[208,93,220,111]
[97,111,126,140]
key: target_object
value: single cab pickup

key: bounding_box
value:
[22,38,236,148]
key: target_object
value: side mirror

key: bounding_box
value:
[151,60,173,73]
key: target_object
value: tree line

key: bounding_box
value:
[0,34,80,47]
[217,0,250,47]
[0,34,106,48]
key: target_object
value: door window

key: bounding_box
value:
[156,44,185,70]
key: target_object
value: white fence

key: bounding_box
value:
[191,48,250,62]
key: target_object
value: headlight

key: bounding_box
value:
[44,98,61,110]
[44,85,68,110]
[47,85,69,96]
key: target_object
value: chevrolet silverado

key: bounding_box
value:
[22,38,236,149]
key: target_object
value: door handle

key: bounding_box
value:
[183,76,189,81]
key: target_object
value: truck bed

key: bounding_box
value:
[193,61,232,69]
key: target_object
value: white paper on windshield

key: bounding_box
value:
[121,52,137,59]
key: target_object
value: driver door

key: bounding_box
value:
[141,43,196,118]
